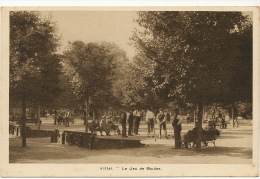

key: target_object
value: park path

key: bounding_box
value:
[9,122,252,164]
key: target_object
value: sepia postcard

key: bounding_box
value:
[1,6,259,177]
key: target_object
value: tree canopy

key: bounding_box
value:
[132,11,252,106]
[10,11,62,107]
[63,41,129,114]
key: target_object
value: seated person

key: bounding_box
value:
[106,119,121,135]
[89,116,110,136]
[183,127,207,148]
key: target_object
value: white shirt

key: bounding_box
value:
[176,114,182,124]
[126,112,130,121]
[65,111,70,118]
[146,111,155,121]
[133,110,141,117]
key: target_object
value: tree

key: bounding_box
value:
[230,22,252,102]
[119,55,170,110]
[63,41,124,131]
[10,11,61,146]
[132,11,252,148]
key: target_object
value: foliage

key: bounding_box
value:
[230,23,252,103]
[235,101,252,119]
[10,11,62,107]
[63,41,129,112]
[132,11,252,106]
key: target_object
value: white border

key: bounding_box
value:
[1,5,259,178]
[0,0,260,7]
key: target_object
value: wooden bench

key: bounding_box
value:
[183,128,220,148]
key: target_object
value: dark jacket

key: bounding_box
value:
[128,112,133,123]
[121,112,127,124]
[157,113,165,122]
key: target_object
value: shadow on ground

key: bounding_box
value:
[9,136,252,163]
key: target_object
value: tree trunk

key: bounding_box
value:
[37,104,41,130]
[85,100,88,132]
[232,104,235,128]
[196,100,203,148]
[22,92,27,147]
[193,107,196,125]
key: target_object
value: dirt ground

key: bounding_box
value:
[9,119,252,164]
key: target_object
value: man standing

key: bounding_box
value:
[127,109,134,136]
[57,109,63,125]
[64,109,70,127]
[133,109,141,135]
[165,109,171,123]
[146,108,155,137]
[172,108,182,149]
[54,109,58,125]
[121,110,127,138]
[157,109,168,139]
[186,114,191,124]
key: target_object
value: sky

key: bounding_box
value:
[40,11,252,60]
[41,11,139,60]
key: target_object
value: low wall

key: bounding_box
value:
[59,131,96,149]
[9,125,143,149]
[27,130,54,138]
[93,137,143,149]
[9,124,53,138]
[53,130,143,149]
[9,125,31,137]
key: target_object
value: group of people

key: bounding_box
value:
[121,109,142,137]
[54,109,72,127]
[121,108,183,149]
[89,115,121,136]
[145,108,170,139]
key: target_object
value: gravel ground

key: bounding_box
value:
[9,119,252,164]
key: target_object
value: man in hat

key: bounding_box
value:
[146,107,155,137]
[157,108,168,139]
[127,109,134,136]
[121,109,127,138]
[64,109,70,127]
[133,108,141,135]
[172,108,182,149]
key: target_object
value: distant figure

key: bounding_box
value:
[172,108,182,149]
[157,109,168,139]
[61,109,66,125]
[186,114,191,124]
[57,109,64,125]
[146,108,155,138]
[121,110,127,138]
[99,115,110,136]
[218,112,222,120]
[54,109,58,125]
[64,109,70,127]
[44,110,48,121]
[127,110,134,136]
[165,110,171,123]
[234,117,239,128]
[82,110,87,126]
[89,119,101,134]
[221,114,227,129]
[133,109,141,135]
